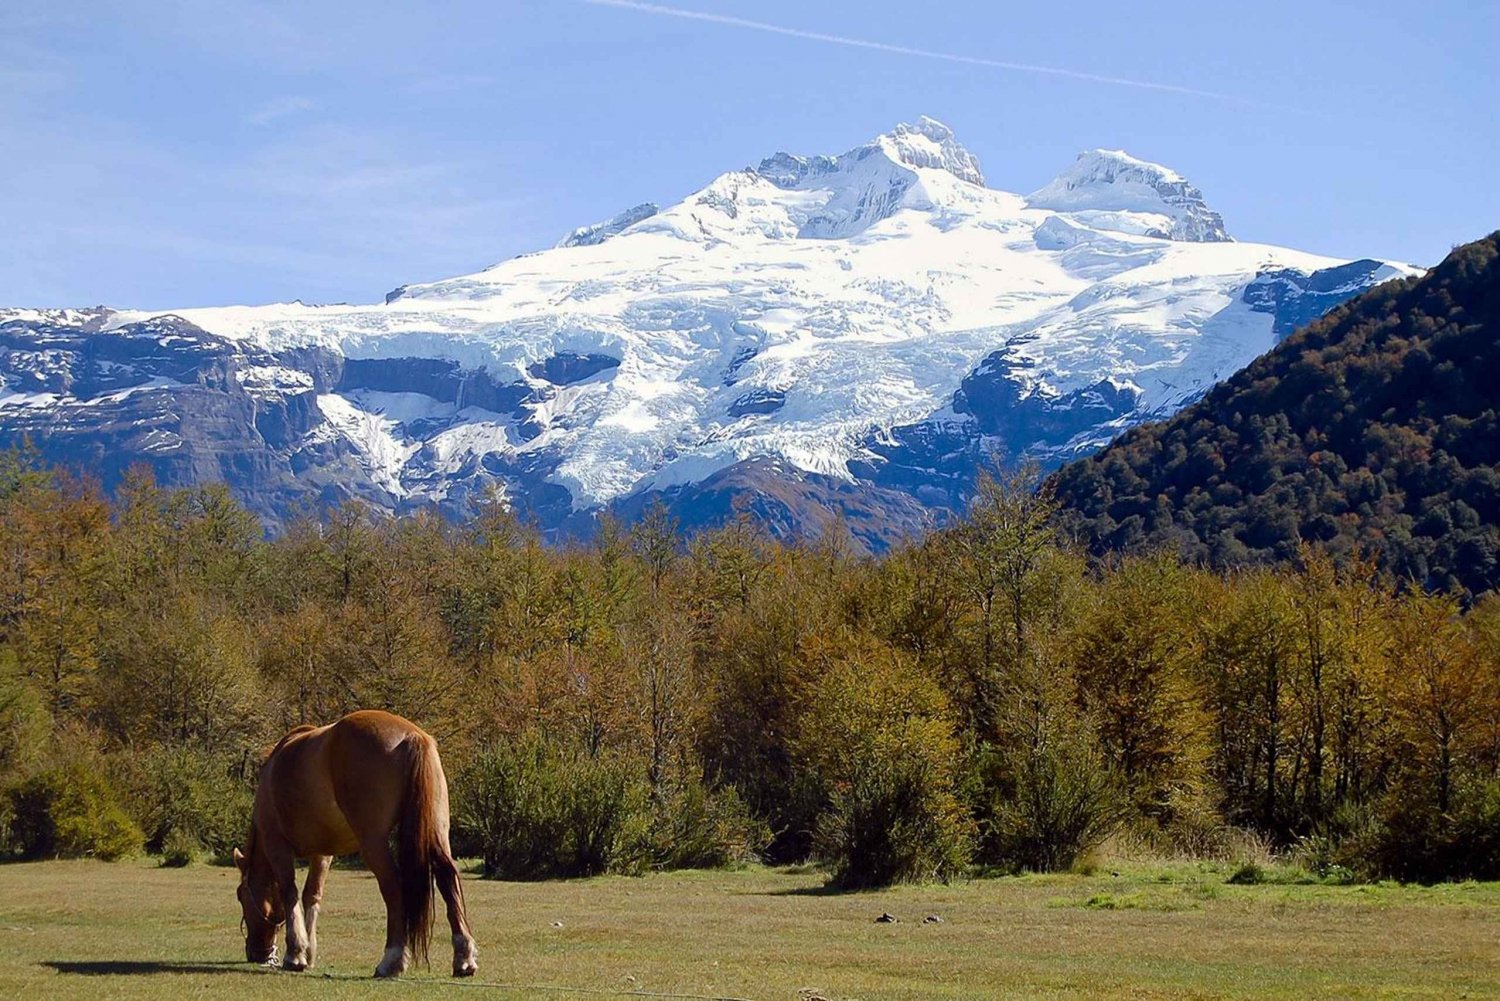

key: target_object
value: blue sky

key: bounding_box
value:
[5,0,1496,309]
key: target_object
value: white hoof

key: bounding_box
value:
[374,945,408,978]
[452,934,478,977]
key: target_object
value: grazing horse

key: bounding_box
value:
[233,710,478,978]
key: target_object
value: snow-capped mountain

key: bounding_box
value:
[1026,148,1230,243]
[0,117,1416,544]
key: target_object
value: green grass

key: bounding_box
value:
[1,858,1498,1000]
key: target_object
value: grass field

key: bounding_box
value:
[1,859,1498,1000]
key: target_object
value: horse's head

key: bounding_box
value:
[233,846,284,963]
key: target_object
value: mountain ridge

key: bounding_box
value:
[0,118,1417,541]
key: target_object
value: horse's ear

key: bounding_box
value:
[233,847,246,871]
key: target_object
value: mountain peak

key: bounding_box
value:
[1027,148,1230,243]
[0,116,1411,544]
[873,116,986,187]
[733,117,985,241]
[1071,148,1187,183]
[752,116,985,191]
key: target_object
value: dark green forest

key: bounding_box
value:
[1,455,1498,887]
[1051,232,1500,597]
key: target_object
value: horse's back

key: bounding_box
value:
[333,710,433,751]
[257,711,440,856]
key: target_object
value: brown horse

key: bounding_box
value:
[233,710,478,978]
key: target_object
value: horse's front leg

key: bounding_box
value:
[301,855,332,969]
[269,847,311,972]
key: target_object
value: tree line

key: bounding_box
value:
[1,454,1497,885]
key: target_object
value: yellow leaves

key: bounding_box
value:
[792,632,958,795]
[1383,592,1494,775]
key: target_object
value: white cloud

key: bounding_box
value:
[580,0,1297,110]
[246,95,315,126]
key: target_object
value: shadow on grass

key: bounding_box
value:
[759,882,870,897]
[44,960,258,977]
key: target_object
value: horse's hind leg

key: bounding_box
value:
[360,836,408,978]
[434,852,477,977]
[301,855,331,969]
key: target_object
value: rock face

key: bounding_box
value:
[1240,258,1394,341]
[558,203,661,249]
[0,119,1417,544]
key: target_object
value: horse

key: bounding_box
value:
[233,710,479,978]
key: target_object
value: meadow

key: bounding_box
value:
[1,858,1497,1001]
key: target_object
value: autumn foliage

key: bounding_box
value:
[1,454,1498,885]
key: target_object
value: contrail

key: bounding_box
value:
[580,0,1265,106]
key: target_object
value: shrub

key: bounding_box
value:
[814,752,973,889]
[158,826,201,867]
[650,781,770,871]
[0,784,14,856]
[0,664,48,779]
[1365,775,1500,882]
[112,746,252,864]
[3,760,143,860]
[454,732,646,879]
[794,636,974,888]
[1148,790,1244,859]
[980,725,1128,873]
[1293,824,1364,884]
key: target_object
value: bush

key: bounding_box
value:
[814,753,973,889]
[1292,828,1360,885]
[1365,776,1500,882]
[112,746,253,864]
[793,636,974,889]
[980,727,1128,873]
[0,664,49,779]
[3,760,143,860]
[454,733,646,879]
[650,781,770,871]
[158,826,201,867]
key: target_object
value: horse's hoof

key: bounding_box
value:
[283,955,308,973]
[374,946,407,978]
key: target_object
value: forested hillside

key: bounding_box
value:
[1051,233,1500,596]
[1,460,1497,885]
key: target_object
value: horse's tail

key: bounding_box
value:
[397,733,443,967]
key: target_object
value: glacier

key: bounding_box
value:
[0,117,1417,544]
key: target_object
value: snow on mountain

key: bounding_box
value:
[0,119,1418,542]
[1027,148,1231,243]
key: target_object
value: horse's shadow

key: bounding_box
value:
[44,959,254,977]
